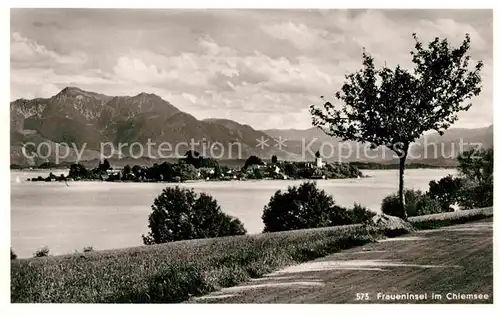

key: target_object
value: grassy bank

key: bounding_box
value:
[408,207,493,230]
[11,207,492,303]
[11,224,394,303]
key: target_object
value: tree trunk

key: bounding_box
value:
[398,153,408,220]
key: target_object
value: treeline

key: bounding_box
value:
[28,151,363,183]
[349,161,449,170]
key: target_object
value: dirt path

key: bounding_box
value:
[192,219,493,303]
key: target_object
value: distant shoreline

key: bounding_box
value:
[10,166,457,172]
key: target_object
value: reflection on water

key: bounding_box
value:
[10,169,457,258]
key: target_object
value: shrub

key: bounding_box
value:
[415,194,443,216]
[172,163,199,181]
[121,165,137,181]
[428,175,464,212]
[283,163,299,178]
[98,159,111,171]
[457,147,493,183]
[245,167,264,180]
[69,163,89,179]
[457,178,493,209]
[381,189,418,218]
[455,147,493,209]
[33,246,50,258]
[346,204,377,224]
[381,189,442,218]
[142,186,246,244]
[262,182,366,233]
[11,249,17,260]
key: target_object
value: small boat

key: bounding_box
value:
[15,176,21,183]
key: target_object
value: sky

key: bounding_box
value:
[10,9,493,130]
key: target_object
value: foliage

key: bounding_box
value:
[68,163,89,179]
[121,165,132,180]
[147,162,174,182]
[271,155,278,164]
[173,163,199,181]
[456,179,493,209]
[426,147,493,210]
[311,34,483,149]
[428,175,464,212]
[33,246,50,258]
[262,182,371,233]
[310,33,483,218]
[346,204,377,224]
[457,147,493,183]
[11,249,17,260]
[381,189,442,218]
[245,167,264,180]
[182,151,220,171]
[282,162,299,177]
[243,155,265,169]
[98,159,111,171]
[142,186,246,244]
[456,147,493,208]
[132,165,144,179]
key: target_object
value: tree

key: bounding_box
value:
[271,155,278,164]
[122,164,132,180]
[428,175,464,212]
[457,147,493,184]
[68,163,89,179]
[243,155,265,169]
[183,150,203,168]
[174,163,198,181]
[283,162,299,178]
[246,167,264,180]
[132,165,143,178]
[262,182,364,232]
[98,159,111,171]
[456,147,493,208]
[142,186,246,244]
[310,34,483,219]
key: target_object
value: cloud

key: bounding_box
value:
[10,9,492,130]
[261,22,329,50]
[11,32,86,68]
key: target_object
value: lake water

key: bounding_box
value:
[11,169,457,258]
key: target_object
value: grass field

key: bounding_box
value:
[10,207,493,303]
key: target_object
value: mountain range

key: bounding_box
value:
[10,87,493,167]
